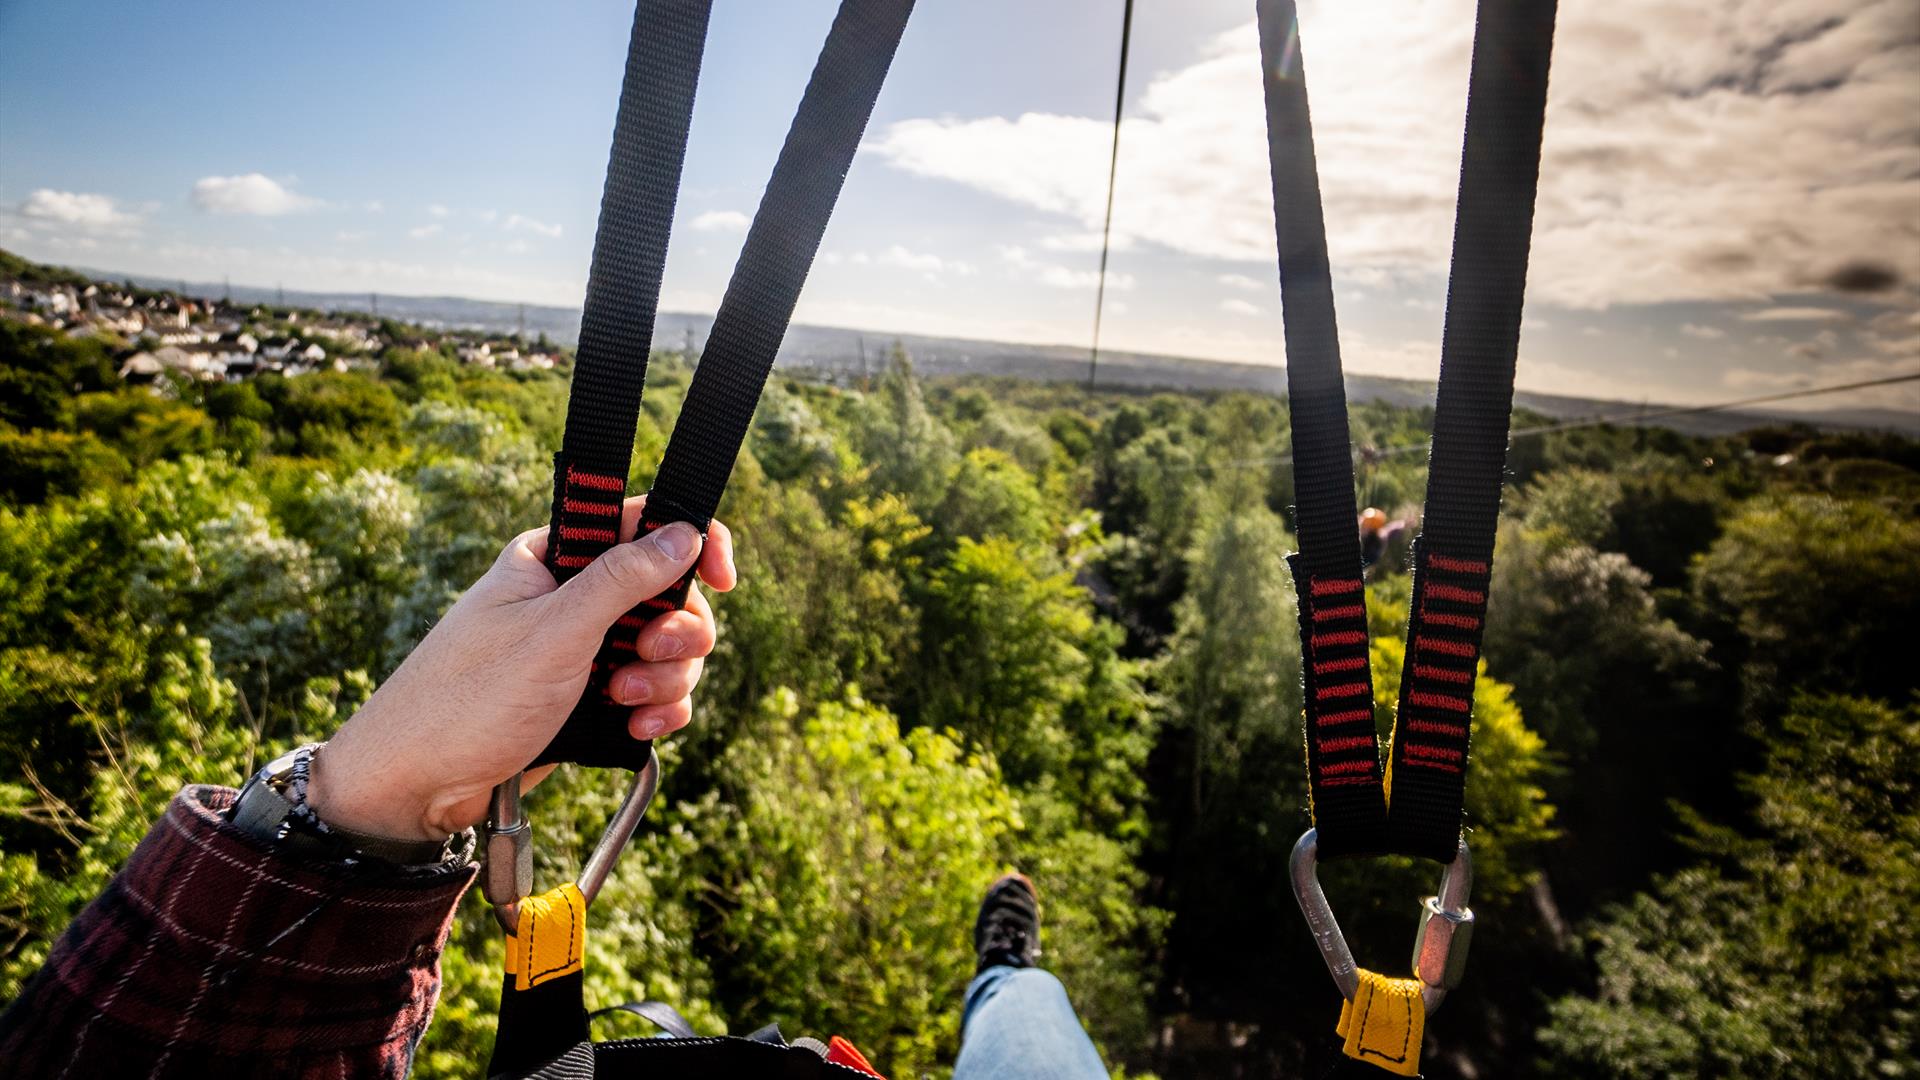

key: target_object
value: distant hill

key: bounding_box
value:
[72,266,1919,436]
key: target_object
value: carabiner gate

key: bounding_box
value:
[1288,828,1474,1013]
[481,748,661,933]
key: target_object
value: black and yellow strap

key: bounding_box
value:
[491,0,915,1072]
[1257,0,1558,1070]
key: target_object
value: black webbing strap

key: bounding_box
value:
[490,969,590,1077]
[1258,0,1390,860]
[1257,0,1557,863]
[639,0,916,544]
[536,0,714,768]
[536,0,916,771]
[1386,0,1556,862]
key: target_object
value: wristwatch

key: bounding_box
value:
[230,743,458,865]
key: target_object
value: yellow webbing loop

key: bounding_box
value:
[1335,968,1426,1076]
[503,882,587,991]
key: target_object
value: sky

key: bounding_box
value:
[3,0,1917,413]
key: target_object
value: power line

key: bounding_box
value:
[1087,0,1135,390]
[1506,371,1920,439]
[1172,369,1920,471]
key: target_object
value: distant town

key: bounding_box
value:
[7,250,1913,435]
[2,254,565,385]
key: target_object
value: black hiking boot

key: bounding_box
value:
[973,872,1041,974]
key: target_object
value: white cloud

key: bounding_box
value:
[365,200,385,213]
[691,209,750,233]
[871,244,974,276]
[867,0,1920,311]
[503,213,562,238]
[190,173,318,216]
[1740,306,1850,323]
[427,203,451,218]
[1040,231,1133,253]
[1218,273,1265,292]
[999,244,1133,291]
[1681,322,1726,339]
[18,189,135,229]
[1042,264,1127,290]
[408,223,443,240]
[1220,298,1263,316]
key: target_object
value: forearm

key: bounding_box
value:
[0,785,477,1078]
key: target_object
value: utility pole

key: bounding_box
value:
[276,282,285,308]
[517,303,526,342]
[684,325,695,361]
[371,292,380,319]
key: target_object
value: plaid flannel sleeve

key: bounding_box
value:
[0,785,479,1079]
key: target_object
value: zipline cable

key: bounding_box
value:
[1087,0,1135,389]
[1506,369,1920,439]
[1165,368,1920,471]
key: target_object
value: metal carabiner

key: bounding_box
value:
[1288,828,1475,1014]
[481,748,661,933]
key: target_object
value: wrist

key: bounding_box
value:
[306,741,452,844]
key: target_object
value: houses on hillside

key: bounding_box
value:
[4,270,570,384]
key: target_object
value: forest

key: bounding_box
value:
[2,313,1917,1077]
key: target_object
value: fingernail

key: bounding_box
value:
[652,522,696,561]
[651,634,685,660]
[635,718,665,740]
[617,673,650,704]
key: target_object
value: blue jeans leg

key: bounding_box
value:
[953,966,1108,1080]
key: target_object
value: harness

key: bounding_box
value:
[1257,0,1557,1073]
[480,0,915,1074]
[473,0,1553,1072]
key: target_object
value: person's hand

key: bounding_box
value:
[306,495,736,843]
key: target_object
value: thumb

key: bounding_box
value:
[545,521,702,634]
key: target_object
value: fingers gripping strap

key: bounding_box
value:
[538,0,914,770]
[534,457,672,771]
[506,883,588,991]
[535,0,713,771]
[1335,969,1426,1076]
